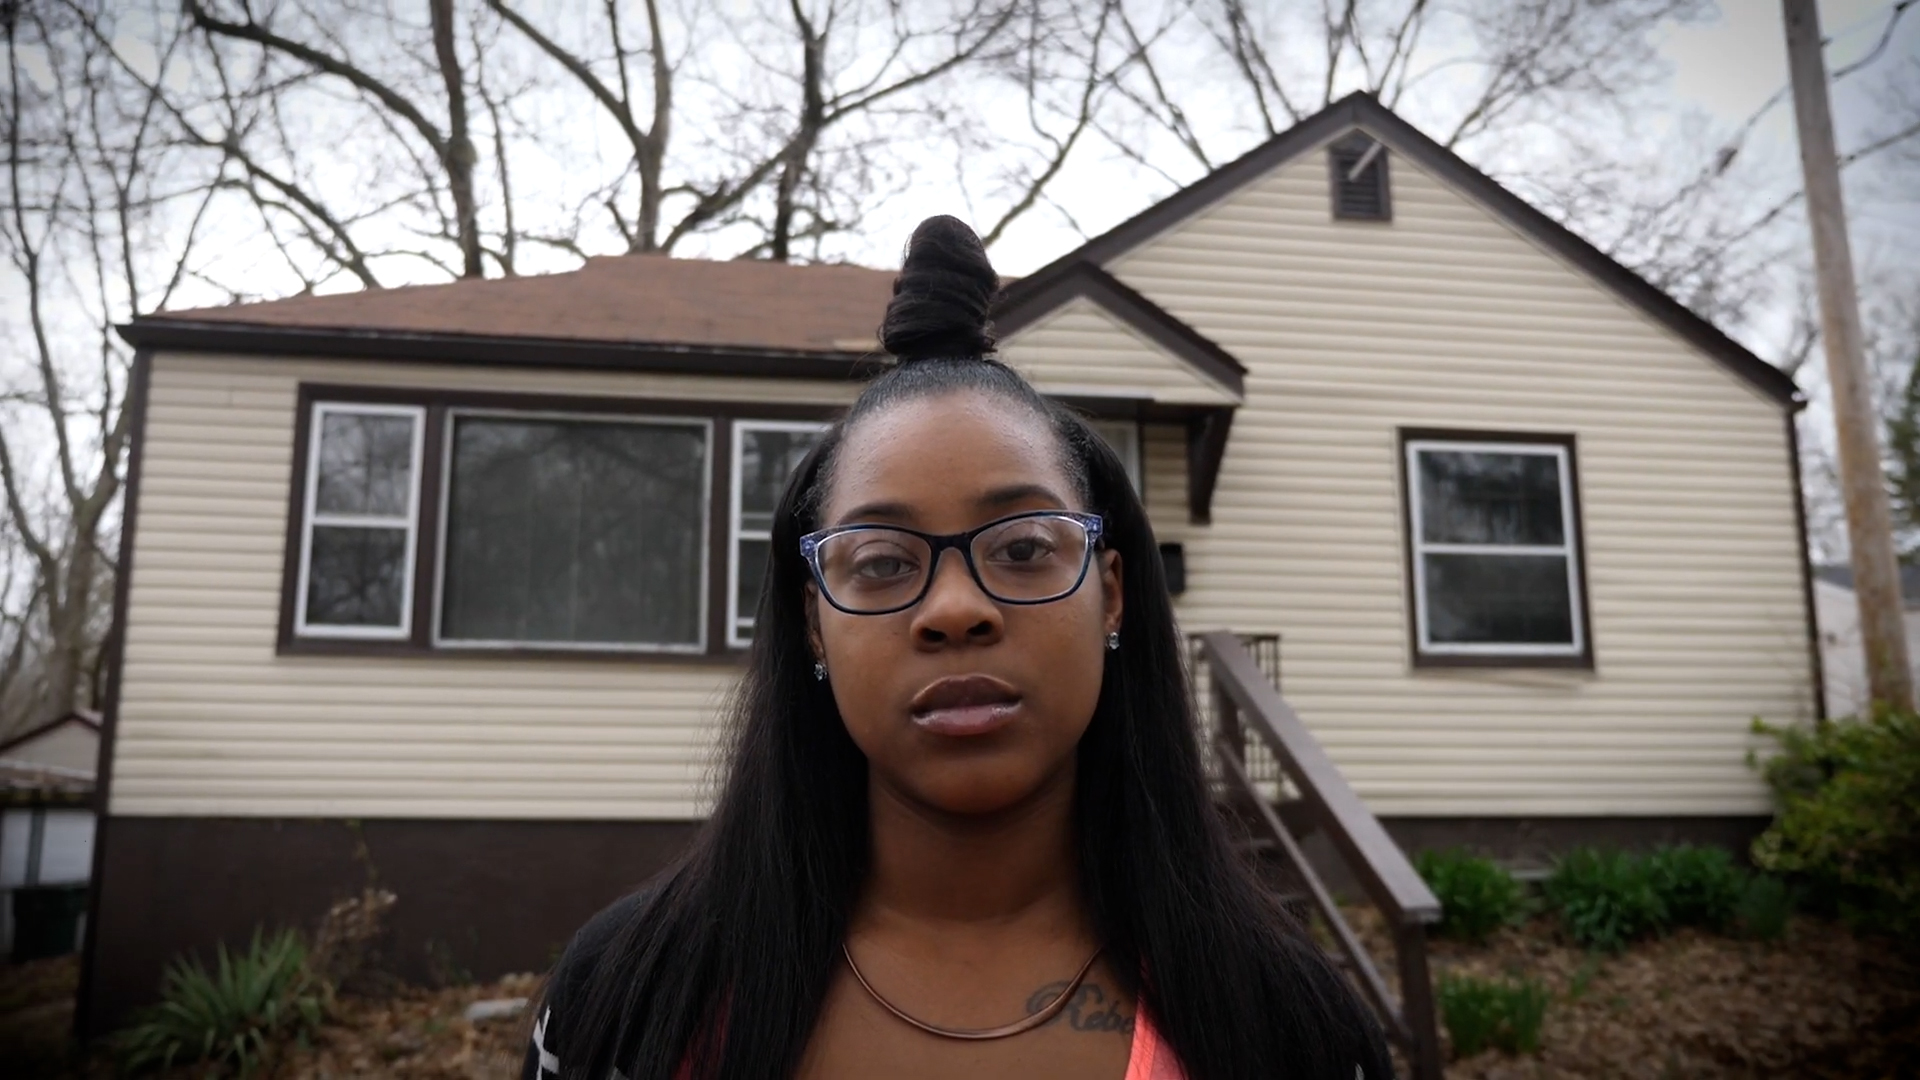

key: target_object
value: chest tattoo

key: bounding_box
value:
[1024,980,1135,1035]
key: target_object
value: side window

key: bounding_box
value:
[1087,419,1141,493]
[295,404,425,638]
[730,421,831,646]
[1405,438,1585,661]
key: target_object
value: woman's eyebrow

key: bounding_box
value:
[832,484,1070,527]
[977,482,1068,510]
[834,499,915,525]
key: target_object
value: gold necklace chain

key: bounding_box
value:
[841,942,1105,1041]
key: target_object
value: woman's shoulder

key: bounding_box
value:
[526,887,660,1080]
[551,887,657,991]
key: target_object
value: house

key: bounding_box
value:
[82,93,1817,1030]
[1,711,99,959]
[1810,564,1920,718]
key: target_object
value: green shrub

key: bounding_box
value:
[1543,847,1666,952]
[117,928,326,1076]
[1749,710,1920,940]
[1644,844,1745,932]
[1732,872,1794,942]
[1437,973,1549,1058]
[1414,848,1528,945]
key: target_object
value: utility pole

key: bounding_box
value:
[1782,0,1913,712]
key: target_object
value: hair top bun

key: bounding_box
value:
[879,215,998,363]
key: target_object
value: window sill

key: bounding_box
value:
[1411,652,1594,672]
[276,637,752,666]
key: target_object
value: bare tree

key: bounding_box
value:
[1087,0,1705,173]
[482,0,675,254]
[0,1,213,735]
[184,0,495,279]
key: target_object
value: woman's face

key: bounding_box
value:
[810,388,1123,818]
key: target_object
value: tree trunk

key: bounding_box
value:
[430,0,483,277]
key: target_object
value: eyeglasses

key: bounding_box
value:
[800,510,1105,616]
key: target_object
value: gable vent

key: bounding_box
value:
[1329,134,1391,221]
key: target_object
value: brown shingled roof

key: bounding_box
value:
[151,255,896,354]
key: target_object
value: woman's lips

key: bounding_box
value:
[909,674,1022,737]
[913,701,1020,736]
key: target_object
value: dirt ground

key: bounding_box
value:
[3,916,1915,1078]
[1341,906,1920,1079]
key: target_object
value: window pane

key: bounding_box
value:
[739,427,825,532]
[1088,420,1141,492]
[735,537,770,630]
[1423,552,1574,646]
[316,411,415,517]
[441,416,707,646]
[306,525,408,627]
[1418,450,1564,546]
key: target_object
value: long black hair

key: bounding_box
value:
[551,216,1390,1079]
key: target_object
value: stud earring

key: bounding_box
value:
[1106,631,1120,651]
[813,661,828,681]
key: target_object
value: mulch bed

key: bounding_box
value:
[0,958,539,1080]
[5,919,1915,1078]
[1343,905,1920,1079]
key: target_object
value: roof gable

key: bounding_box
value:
[999,93,1799,410]
[996,262,1245,405]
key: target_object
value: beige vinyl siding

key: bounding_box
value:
[113,352,861,819]
[1000,299,1240,405]
[1114,138,1811,816]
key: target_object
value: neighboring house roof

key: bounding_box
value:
[0,760,95,806]
[0,710,101,759]
[121,255,898,378]
[995,92,1802,411]
[0,712,100,806]
[1813,564,1920,609]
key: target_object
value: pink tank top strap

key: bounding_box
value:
[1126,1002,1190,1080]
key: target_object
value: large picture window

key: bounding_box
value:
[282,389,843,659]
[729,421,830,646]
[438,413,710,651]
[294,403,424,638]
[1403,433,1588,664]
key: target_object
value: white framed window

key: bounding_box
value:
[294,402,426,639]
[433,410,712,652]
[1088,419,1141,492]
[730,420,831,646]
[1405,437,1586,661]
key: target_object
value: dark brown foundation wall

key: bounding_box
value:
[83,817,701,1036]
[83,813,1771,1035]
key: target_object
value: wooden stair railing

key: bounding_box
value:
[1195,631,1444,1080]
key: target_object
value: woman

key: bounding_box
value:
[524,216,1392,1079]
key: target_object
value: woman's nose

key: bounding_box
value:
[910,550,1003,646]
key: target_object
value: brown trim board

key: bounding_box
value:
[1396,427,1596,671]
[83,817,702,1036]
[116,318,889,382]
[998,93,1801,411]
[78,347,153,1041]
[277,384,843,663]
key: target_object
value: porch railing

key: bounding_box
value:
[1193,631,1443,1080]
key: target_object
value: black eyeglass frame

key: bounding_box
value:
[799,510,1107,616]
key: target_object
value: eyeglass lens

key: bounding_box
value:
[813,515,1093,612]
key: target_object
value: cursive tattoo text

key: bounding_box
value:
[1025,981,1135,1035]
